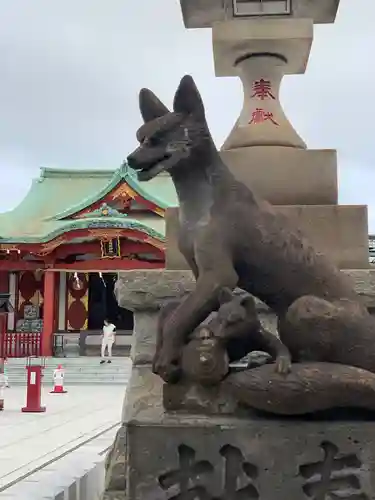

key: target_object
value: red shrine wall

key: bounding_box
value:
[17,271,44,320]
[16,271,59,331]
[66,272,89,331]
[0,271,9,294]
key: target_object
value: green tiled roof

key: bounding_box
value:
[0,164,178,244]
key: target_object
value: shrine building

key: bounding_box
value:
[0,164,177,356]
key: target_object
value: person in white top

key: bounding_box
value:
[100,319,116,364]
[3,358,9,388]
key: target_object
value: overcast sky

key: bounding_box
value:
[0,0,374,230]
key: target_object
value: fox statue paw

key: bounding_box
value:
[275,353,292,375]
[153,348,182,384]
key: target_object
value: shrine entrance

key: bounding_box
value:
[87,272,133,332]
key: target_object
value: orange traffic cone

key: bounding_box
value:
[50,364,67,394]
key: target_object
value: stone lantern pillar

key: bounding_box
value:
[166,0,369,272]
[224,54,303,149]
[216,21,309,151]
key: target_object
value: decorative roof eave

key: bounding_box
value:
[52,163,168,221]
[81,203,126,219]
[0,217,165,246]
[39,167,115,179]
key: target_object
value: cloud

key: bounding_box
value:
[0,0,374,234]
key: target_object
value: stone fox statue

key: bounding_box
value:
[127,75,375,410]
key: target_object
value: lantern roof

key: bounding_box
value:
[179,0,340,28]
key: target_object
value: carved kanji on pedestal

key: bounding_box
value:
[299,442,369,499]
[158,445,259,500]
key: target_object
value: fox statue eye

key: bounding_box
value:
[142,136,157,146]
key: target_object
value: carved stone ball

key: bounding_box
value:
[181,326,229,386]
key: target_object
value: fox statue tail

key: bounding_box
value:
[223,362,375,415]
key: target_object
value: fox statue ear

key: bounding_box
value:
[218,287,234,305]
[139,88,169,123]
[239,294,256,313]
[173,75,205,118]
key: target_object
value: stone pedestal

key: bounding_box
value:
[127,367,375,500]
[102,427,127,500]
[104,270,375,500]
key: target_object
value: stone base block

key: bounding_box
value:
[128,421,375,500]
[163,380,238,414]
[102,493,126,500]
[221,147,338,205]
[125,368,375,500]
[278,204,369,269]
[165,204,369,270]
[104,427,127,493]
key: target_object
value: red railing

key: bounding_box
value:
[0,332,42,358]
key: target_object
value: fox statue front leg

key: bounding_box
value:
[153,299,181,375]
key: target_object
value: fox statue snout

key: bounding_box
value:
[127,144,171,181]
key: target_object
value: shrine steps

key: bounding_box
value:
[5,357,132,386]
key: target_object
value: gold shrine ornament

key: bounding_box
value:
[100,237,121,259]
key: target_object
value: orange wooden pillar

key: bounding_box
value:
[42,270,55,356]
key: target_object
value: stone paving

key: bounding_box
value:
[0,384,127,493]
